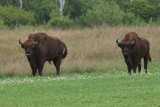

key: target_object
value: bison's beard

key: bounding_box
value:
[124,56,133,66]
[26,55,33,61]
[123,53,129,58]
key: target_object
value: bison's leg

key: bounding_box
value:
[127,64,132,75]
[29,62,37,76]
[144,57,148,74]
[53,57,62,75]
[133,65,137,74]
[138,63,141,74]
[37,62,45,76]
[32,70,37,76]
[125,58,133,75]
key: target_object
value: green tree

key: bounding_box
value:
[22,0,58,24]
[64,0,99,19]
[0,6,35,28]
[78,1,125,26]
[0,18,4,29]
[1,0,160,27]
[130,0,153,22]
[148,0,160,22]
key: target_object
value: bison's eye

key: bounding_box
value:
[21,45,26,49]
[25,45,35,49]
[31,45,36,48]
[120,44,125,49]
[130,44,135,48]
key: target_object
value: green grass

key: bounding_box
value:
[0,70,160,107]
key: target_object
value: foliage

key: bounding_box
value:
[23,0,58,24]
[156,18,160,25]
[47,17,74,29]
[47,8,74,29]
[0,6,35,28]
[115,0,160,24]
[78,1,125,27]
[123,12,146,25]
[1,0,160,27]
[130,0,154,22]
[0,18,4,29]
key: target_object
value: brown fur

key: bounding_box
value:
[19,32,68,76]
[116,32,151,74]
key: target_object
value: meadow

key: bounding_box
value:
[1,72,160,107]
[0,26,160,106]
[0,26,160,76]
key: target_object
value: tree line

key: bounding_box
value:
[0,0,160,29]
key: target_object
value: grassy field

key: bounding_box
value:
[0,71,160,107]
[0,26,160,76]
[0,26,160,106]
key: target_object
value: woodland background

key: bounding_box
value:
[0,0,160,29]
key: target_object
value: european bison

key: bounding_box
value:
[116,32,151,74]
[19,32,68,76]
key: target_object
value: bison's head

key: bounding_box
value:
[19,39,39,58]
[116,38,136,57]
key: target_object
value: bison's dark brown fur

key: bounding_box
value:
[19,32,67,76]
[116,32,151,74]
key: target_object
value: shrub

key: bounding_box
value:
[156,17,160,25]
[123,12,146,25]
[0,6,35,28]
[47,17,74,29]
[78,1,125,27]
[129,0,154,22]
[0,18,4,29]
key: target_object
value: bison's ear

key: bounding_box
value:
[21,44,25,49]
[116,38,121,47]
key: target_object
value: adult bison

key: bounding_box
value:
[19,32,67,76]
[116,32,151,74]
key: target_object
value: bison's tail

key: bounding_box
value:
[148,54,152,62]
[62,43,68,59]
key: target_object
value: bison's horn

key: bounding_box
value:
[131,39,136,45]
[116,38,120,44]
[34,41,39,45]
[19,39,24,45]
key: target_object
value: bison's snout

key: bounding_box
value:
[122,50,129,56]
[26,53,32,56]
[123,52,129,55]
[25,49,33,57]
[26,53,32,60]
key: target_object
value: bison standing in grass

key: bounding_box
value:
[19,32,68,76]
[116,32,151,74]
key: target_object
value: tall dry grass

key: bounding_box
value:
[0,26,160,76]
